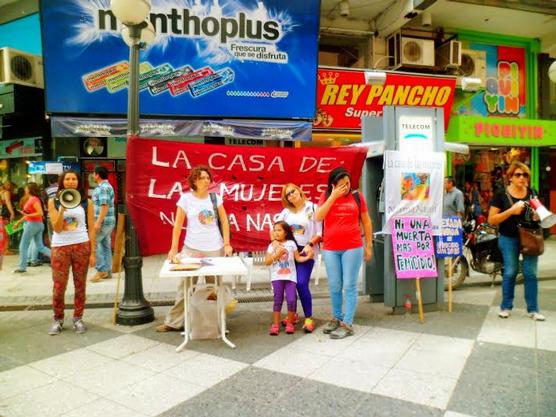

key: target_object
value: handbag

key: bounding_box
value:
[517,224,544,256]
[506,191,544,256]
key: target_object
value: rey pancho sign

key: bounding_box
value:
[126,137,367,255]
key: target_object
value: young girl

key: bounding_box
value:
[265,221,311,335]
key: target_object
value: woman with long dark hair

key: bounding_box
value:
[488,161,545,321]
[47,171,95,335]
[315,167,373,339]
[13,182,51,273]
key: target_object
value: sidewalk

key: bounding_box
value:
[0,282,555,417]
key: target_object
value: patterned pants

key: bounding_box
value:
[51,242,91,320]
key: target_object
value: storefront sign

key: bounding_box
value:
[126,138,367,255]
[390,216,437,279]
[446,116,556,146]
[383,150,446,235]
[0,138,39,159]
[434,216,464,258]
[452,44,526,117]
[41,0,320,120]
[28,161,81,174]
[50,116,312,141]
[314,69,456,130]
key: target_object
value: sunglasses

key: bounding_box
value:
[285,189,296,198]
[513,172,529,178]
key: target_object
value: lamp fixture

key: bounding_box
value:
[339,0,350,17]
[121,19,156,47]
[460,76,483,92]
[364,70,387,85]
[110,0,151,25]
[549,60,556,84]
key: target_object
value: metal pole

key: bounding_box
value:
[116,23,154,325]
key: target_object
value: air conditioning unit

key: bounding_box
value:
[436,40,462,69]
[387,33,435,68]
[0,47,44,88]
[458,49,486,87]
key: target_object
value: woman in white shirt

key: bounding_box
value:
[47,171,95,335]
[157,165,233,332]
[274,183,322,333]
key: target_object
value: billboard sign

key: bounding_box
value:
[40,0,320,119]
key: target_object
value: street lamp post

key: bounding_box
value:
[111,0,155,325]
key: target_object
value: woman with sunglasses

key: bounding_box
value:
[273,184,322,333]
[488,161,545,321]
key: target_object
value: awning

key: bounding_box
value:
[50,116,313,141]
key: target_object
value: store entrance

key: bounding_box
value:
[452,146,531,223]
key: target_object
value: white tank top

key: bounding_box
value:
[51,205,90,247]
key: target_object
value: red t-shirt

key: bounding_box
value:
[318,192,367,250]
[23,196,43,222]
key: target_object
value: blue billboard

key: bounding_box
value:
[40,0,320,120]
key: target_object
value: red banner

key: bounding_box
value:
[314,69,456,130]
[126,138,367,255]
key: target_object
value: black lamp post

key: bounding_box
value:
[111,0,155,325]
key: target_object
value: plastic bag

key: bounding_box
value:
[220,285,238,315]
[190,286,219,340]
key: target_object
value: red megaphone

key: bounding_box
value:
[529,197,556,229]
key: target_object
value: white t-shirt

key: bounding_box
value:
[267,240,297,283]
[177,192,224,251]
[51,205,89,247]
[276,201,322,252]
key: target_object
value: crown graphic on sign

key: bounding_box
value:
[318,71,339,85]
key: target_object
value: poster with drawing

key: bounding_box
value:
[383,150,445,235]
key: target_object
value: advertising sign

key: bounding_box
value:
[0,138,39,159]
[126,138,367,255]
[383,150,445,235]
[452,44,526,118]
[314,69,456,130]
[390,216,437,279]
[398,115,435,154]
[40,0,320,119]
[434,216,464,258]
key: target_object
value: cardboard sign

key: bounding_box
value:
[390,216,437,279]
[434,216,464,258]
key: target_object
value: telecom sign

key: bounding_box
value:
[40,0,321,119]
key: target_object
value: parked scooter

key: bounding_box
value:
[444,219,510,290]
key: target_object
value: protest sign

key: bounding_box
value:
[434,216,464,258]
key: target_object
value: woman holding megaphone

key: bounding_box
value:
[46,171,96,335]
[488,161,545,322]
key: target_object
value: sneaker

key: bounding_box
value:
[73,319,87,334]
[155,324,183,332]
[302,318,315,333]
[281,313,299,327]
[13,269,26,274]
[269,323,280,336]
[48,320,63,335]
[322,319,340,334]
[285,321,295,334]
[529,312,546,321]
[29,261,43,267]
[498,310,511,319]
[329,323,354,339]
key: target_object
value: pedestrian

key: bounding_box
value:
[47,170,96,335]
[0,182,15,254]
[157,165,233,332]
[266,221,312,336]
[443,177,465,218]
[488,161,545,321]
[315,167,373,339]
[13,183,51,273]
[274,183,322,333]
[90,166,115,282]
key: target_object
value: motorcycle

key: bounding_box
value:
[444,219,509,290]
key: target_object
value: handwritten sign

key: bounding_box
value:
[390,216,437,279]
[434,216,464,258]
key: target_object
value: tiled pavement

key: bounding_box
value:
[1,278,555,417]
